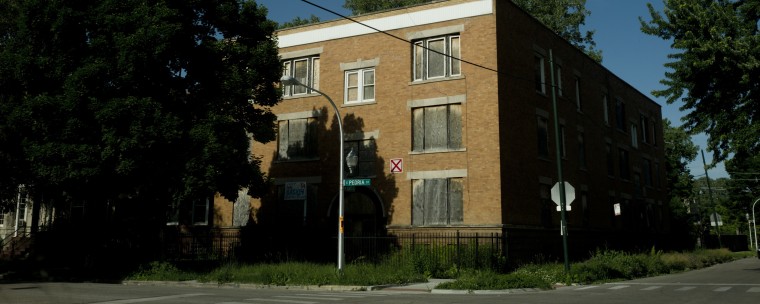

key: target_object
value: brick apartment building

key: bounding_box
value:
[213,0,670,258]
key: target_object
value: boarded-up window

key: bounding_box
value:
[412,104,462,152]
[412,178,464,226]
[278,118,317,160]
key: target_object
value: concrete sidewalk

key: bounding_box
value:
[373,279,454,292]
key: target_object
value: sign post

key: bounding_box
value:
[551,182,575,212]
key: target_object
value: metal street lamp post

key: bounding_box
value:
[752,198,759,256]
[280,75,348,272]
[548,49,570,272]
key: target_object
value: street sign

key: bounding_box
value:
[284,182,307,200]
[390,158,403,173]
[551,181,575,211]
[344,179,371,186]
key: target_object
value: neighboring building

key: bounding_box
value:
[215,0,669,259]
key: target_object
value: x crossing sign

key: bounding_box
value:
[390,158,403,173]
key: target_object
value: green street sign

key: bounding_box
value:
[344,179,371,186]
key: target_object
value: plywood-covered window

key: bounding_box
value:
[412,104,462,152]
[412,178,464,226]
[278,118,317,160]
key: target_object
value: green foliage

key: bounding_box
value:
[663,118,701,243]
[278,14,321,29]
[570,248,740,284]
[125,249,751,290]
[641,0,760,162]
[0,0,281,216]
[126,261,425,286]
[342,0,601,62]
[436,269,552,290]
[390,243,506,278]
[128,261,196,281]
[512,0,602,62]
[343,0,433,15]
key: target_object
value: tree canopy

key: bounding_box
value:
[641,0,760,164]
[511,0,602,62]
[0,0,281,222]
[342,0,602,61]
[664,119,699,203]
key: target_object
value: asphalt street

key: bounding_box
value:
[1,257,758,304]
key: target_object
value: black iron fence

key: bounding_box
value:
[161,228,241,262]
[159,229,506,271]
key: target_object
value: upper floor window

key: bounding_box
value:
[631,123,639,148]
[413,35,461,81]
[640,115,650,144]
[615,98,626,131]
[412,104,462,152]
[282,56,320,96]
[574,76,582,111]
[278,118,318,160]
[534,54,546,94]
[345,68,375,104]
[602,94,610,125]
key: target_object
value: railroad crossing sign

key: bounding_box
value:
[551,181,575,211]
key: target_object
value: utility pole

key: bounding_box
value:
[549,49,570,272]
[701,150,722,248]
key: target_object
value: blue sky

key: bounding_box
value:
[257,0,728,179]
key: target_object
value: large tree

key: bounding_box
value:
[641,0,760,163]
[663,119,700,240]
[343,0,602,61]
[664,119,699,204]
[0,0,281,223]
[511,0,602,62]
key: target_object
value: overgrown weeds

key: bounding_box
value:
[124,249,753,290]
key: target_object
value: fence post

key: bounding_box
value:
[475,232,479,268]
[502,227,508,267]
[456,230,461,269]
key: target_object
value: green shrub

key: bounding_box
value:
[127,261,196,281]
[437,269,552,290]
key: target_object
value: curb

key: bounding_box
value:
[431,288,543,294]
[121,280,547,295]
[122,280,368,291]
